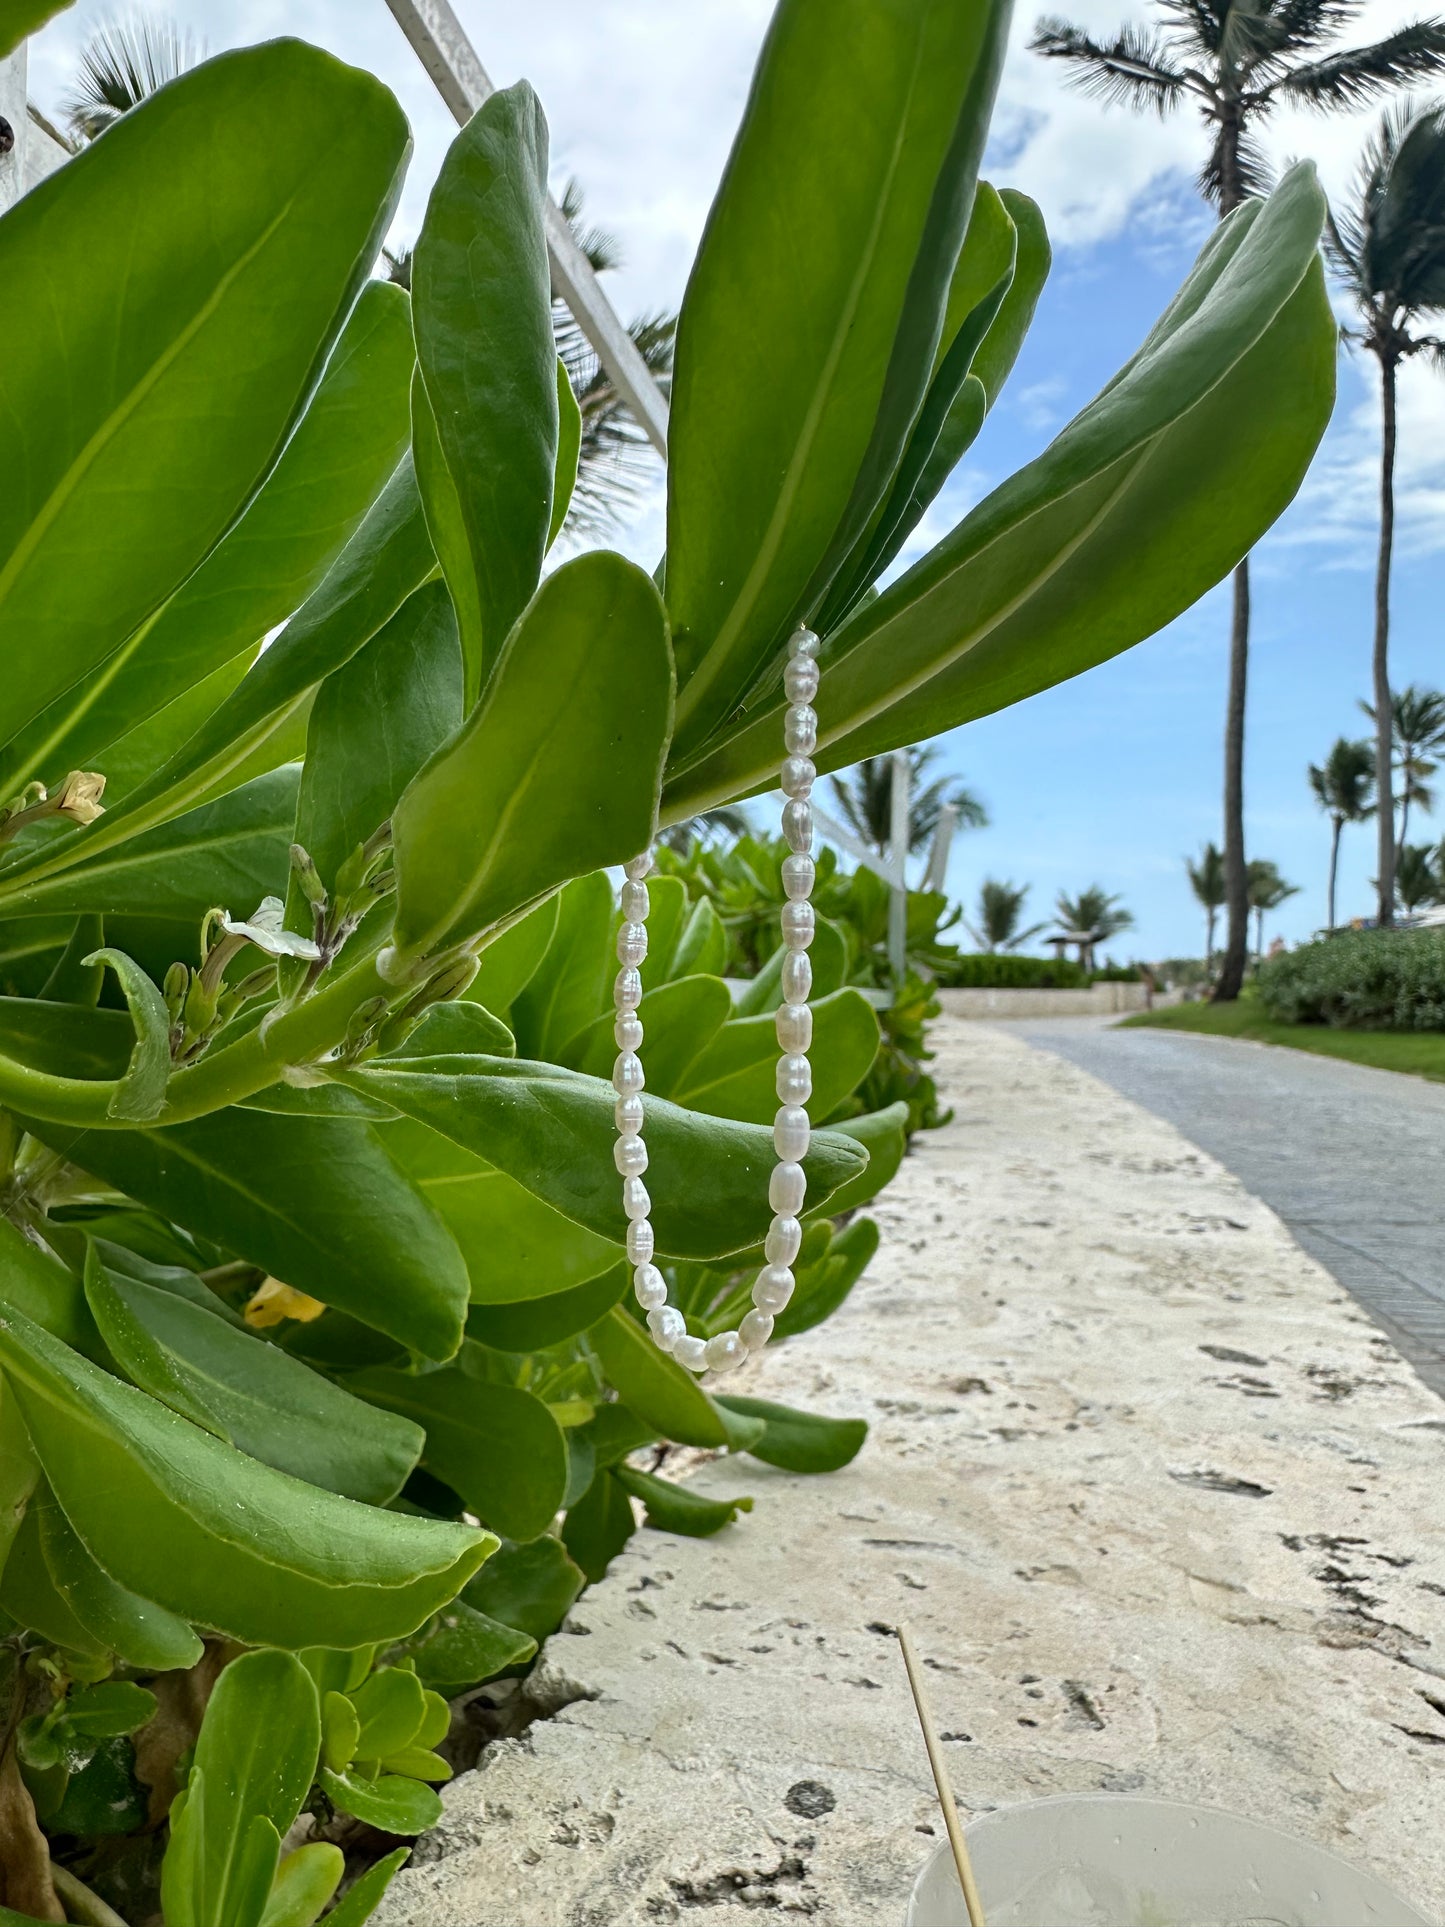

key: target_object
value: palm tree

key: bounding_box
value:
[966,879,1046,952]
[1360,683,1445,849]
[656,804,752,856]
[61,13,201,139]
[1054,885,1133,969]
[1031,1,1445,1000]
[1185,841,1226,968]
[829,746,987,861]
[1246,858,1300,959]
[1329,105,1445,925]
[1308,735,1376,928]
[1393,841,1442,912]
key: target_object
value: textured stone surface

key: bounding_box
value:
[381,1021,1445,1926]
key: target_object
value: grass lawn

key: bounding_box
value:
[1122,995,1445,1084]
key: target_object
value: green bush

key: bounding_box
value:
[1257,928,1445,1030]
[935,952,1087,988]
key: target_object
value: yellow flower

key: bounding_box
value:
[244,1278,326,1329]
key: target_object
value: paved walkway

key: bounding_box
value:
[1007,1018,1445,1398]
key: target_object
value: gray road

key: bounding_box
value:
[1003,1016,1445,1398]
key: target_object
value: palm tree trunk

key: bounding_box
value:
[1327,816,1342,930]
[1206,906,1216,968]
[1374,355,1397,925]
[1214,559,1250,999]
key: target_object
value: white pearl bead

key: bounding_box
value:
[704,1330,748,1373]
[648,1304,685,1348]
[784,655,819,704]
[621,878,650,921]
[781,799,812,853]
[614,966,643,1011]
[774,1105,810,1160]
[612,1051,645,1096]
[614,1134,649,1178]
[616,921,648,966]
[780,755,815,799]
[769,1162,806,1215]
[781,949,812,1004]
[614,1011,643,1052]
[781,900,814,950]
[674,1334,709,1373]
[753,1265,795,1312]
[776,1053,812,1105]
[615,1093,645,1135]
[765,1215,802,1265]
[781,853,815,901]
[740,1307,775,1350]
[776,1002,813,1052]
[634,1262,667,1310]
[626,1219,655,1264]
[784,705,818,755]
[624,852,653,881]
[790,626,820,659]
[622,1176,651,1222]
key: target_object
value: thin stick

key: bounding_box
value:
[898,1622,987,1927]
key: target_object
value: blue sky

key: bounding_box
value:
[26,0,1445,959]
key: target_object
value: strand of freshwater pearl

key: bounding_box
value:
[611,624,821,1376]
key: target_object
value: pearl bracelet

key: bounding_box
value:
[610,625,820,1375]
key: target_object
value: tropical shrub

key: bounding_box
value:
[0,0,1334,1915]
[935,952,1089,989]
[1257,928,1445,1030]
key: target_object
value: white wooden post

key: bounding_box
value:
[887,748,911,986]
[381,0,670,456]
[921,802,957,895]
[0,45,29,213]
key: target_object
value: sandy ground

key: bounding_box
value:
[381,1019,1445,1926]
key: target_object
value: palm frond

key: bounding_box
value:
[557,177,623,277]
[555,305,675,541]
[63,12,202,141]
[1029,16,1188,114]
[1279,19,1445,110]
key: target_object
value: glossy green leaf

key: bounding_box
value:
[636,874,689,995]
[35,1482,204,1670]
[970,189,1051,405]
[162,1649,320,1927]
[391,1000,514,1060]
[508,872,614,1062]
[551,357,583,547]
[383,1116,618,1305]
[669,896,728,979]
[773,1214,880,1340]
[588,1305,727,1449]
[259,1844,345,1927]
[578,1401,658,1469]
[321,1767,443,1835]
[2,282,415,799]
[0,0,74,57]
[714,1395,867,1472]
[413,82,557,701]
[353,1363,567,1541]
[673,987,879,1124]
[83,948,170,1122]
[665,168,1336,812]
[0,1306,492,1648]
[40,914,104,1006]
[389,552,672,968]
[40,1106,469,1360]
[396,1598,536,1695]
[463,1533,584,1644]
[316,1848,410,1927]
[615,1464,752,1538]
[0,1375,39,1583]
[570,973,732,1094]
[343,1058,868,1259]
[0,995,128,1081]
[807,1102,908,1217]
[84,1253,424,1504]
[349,1665,427,1760]
[293,578,463,893]
[0,1493,104,1655]
[665,0,1012,758]
[0,1213,96,1355]
[0,42,408,767]
[44,1735,147,1839]
[465,1262,628,1350]
[731,919,848,1013]
[468,892,558,1015]
[713,1399,768,1454]
[560,1466,635,1583]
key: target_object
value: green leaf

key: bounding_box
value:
[588,1305,726,1448]
[259,1843,345,1927]
[389,552,672,968]
[0,1374,39,1580]
[2,281,415,799]
[0,1,75,58]
[665,0,1011,757]
[343,1059,867,1259]
[466,1262,628,1351]
[615,1464,752,1538]
[669,897,728,980]
[0,1494,106,1656]
[731,919,848,1013]
[560,1467,634,1584]
[321,1691,361,1774]
[569,973,732,1095]
[468,892,558,1015]
[35,1482,203,1671]
[84,1251,424,1505]
[45,1733,147,1838]
[414,83,557,702]
[40,915,104,1006]
[395,1598,536,1695]
[970,189,1051,404]
[391,1000,514,1061]
[41,1106,470,1361]
[666,168,1336,811]
[0,42,408,768]
[551,357,583,548]
[637,874,689,995]
[713,1395,867,1472]
[353,1364,568,1541]
[462,1533,584,1644]
[774,1214,880,1340]
[319,1768,443,1836]
[507,871,613,1063]
[0,1305,492,1647]
[672,987,879,1124]
[313,1847,410,1927]
[349,1666,427,1761]
[806,1102,907,1217]
[82,948,171,1122]
[713,1401,768,1455]
[57,1679,158,1740]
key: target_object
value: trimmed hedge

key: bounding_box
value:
[1257,928,1445,1031]
[935,952,1087,989]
